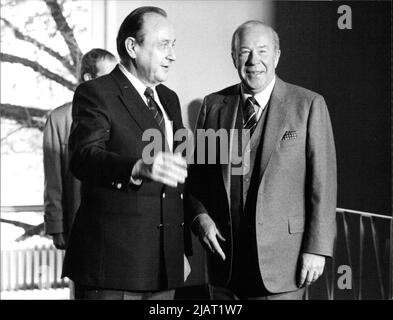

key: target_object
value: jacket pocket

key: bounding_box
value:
[279,139,302,148]
[288,216,305,234]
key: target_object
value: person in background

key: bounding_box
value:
[43,48,117,298]
[44,48,117,249]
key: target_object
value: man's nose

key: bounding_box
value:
[247,49,259,65]
[167,46,176,61]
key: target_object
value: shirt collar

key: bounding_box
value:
[241,76,276,109]
[119,63,158,100]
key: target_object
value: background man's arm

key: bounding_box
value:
[43,111,66,249]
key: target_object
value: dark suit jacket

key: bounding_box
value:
[186,77,337,293]
[62,65,188,291]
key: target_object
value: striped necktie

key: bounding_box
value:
[243,96,259,136]
[144,87,165,133]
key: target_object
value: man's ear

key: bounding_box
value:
[231,51,238,69]
[274,49,281,68]
[125,37,137,59]
[83,73,92,82]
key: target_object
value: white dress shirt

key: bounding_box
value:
[241,76,276,121]
[119,64,174,152]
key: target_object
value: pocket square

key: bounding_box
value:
[281,130,297,141]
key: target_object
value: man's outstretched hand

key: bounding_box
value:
[132,152,187,187]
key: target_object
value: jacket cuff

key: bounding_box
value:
[44,221,64,235]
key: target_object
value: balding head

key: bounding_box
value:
[231,21,280,56]
[231,20,281,94]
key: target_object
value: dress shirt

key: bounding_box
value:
[241,76,276,121]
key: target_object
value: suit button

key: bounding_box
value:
[116,183,122,189]
[157,223,164,229]
[180,222,184,227]
[162,193,166,199]
[180,193,183,199]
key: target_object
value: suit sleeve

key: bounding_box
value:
[185,97,211,228]
[302,95,337,257]
[69,83,138,190]
[43,112,64,235]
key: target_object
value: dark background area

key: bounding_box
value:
[274,0,391,216]
[273,0,391,299]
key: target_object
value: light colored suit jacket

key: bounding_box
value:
[186,77,337,293]
[43,103,81,239]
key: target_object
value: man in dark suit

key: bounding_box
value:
[62,6,190,300]
[186,20,337,300]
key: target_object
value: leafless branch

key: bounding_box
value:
[0,103,49,131]
[0,218,35,231]
[1,17,77,75]
[0,125,24,142]
[44,0,83,69]
[16,223,47,242]
[1,53,77,91]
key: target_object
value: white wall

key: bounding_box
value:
[94,0,272,128]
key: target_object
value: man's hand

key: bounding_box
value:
[52,233,66,250]
[195,213,226,260]
[298,253,326,287]
[184,255,191,282]
[132,152,187,187]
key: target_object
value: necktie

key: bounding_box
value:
[144,87,165,133]
[243,96,259,136]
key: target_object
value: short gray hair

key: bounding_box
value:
[231,20,280,55]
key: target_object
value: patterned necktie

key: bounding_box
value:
[144,87,165,133]
[243,96,259,136]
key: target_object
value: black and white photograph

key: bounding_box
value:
[0,0,391,310]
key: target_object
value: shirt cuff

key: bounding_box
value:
[130,175,143,186]
[129,159,143,186]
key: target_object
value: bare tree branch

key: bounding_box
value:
[0,53,77,91]
[1,103,49,118]
[44,0,83,69]
[1,219,47,241]
[1,103,49,131]
[16,223,47,242]
[1,125,24,142]
[1,17,77,76]
[0,218,35,231]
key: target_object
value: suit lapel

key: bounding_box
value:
[156,85,183,132]
[258,77,289,182]
[219,85,241,206]
[111,65,162,133]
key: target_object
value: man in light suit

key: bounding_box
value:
[186,21,337,300]
[63,6,190,300]
[44,49,117,250]
[44,48,117,299]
